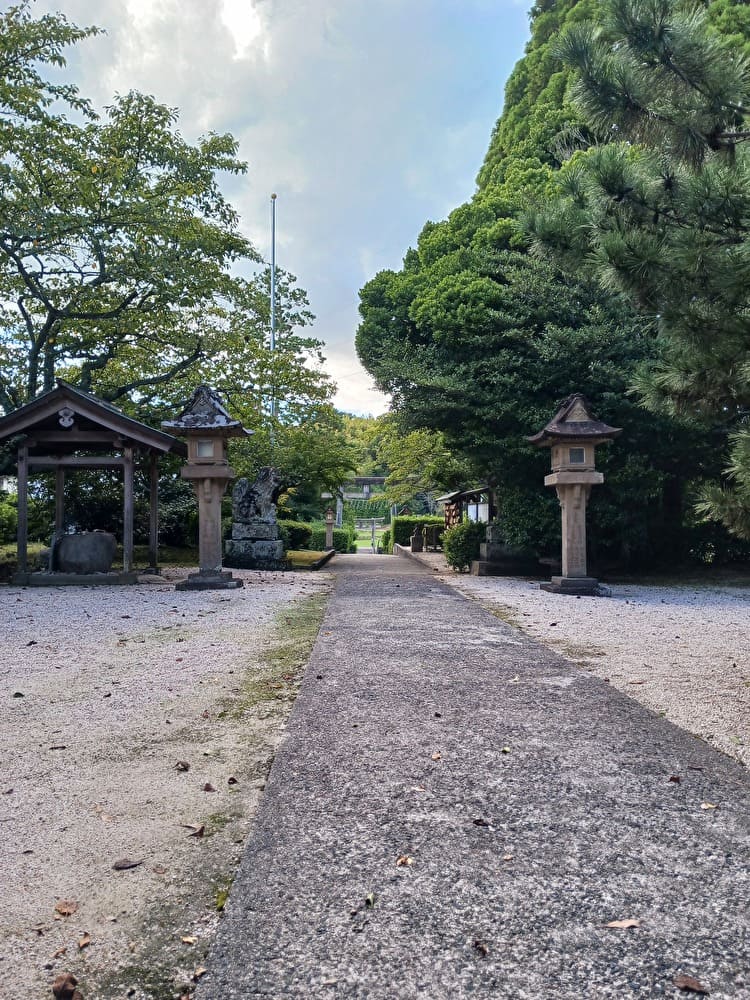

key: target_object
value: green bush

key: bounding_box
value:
[309,526,354,553]
[443,520,487,572]
[380,528,391,553]
[278,520,313,550]
[390,515,444,548]
[0,493,17,544]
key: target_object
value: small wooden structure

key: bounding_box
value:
[435,486,496,529]
[0,380,185,584]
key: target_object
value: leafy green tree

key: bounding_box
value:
[526,0,750,537]
[357,0,732,567]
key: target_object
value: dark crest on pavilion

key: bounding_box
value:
[0,380,185,584]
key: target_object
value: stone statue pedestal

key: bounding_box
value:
[471,522,537,576]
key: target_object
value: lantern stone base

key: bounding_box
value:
[540,575,600,596]
[176,569,244,591]
[224,538,287,571]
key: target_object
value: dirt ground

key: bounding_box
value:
[1,568,331,1000]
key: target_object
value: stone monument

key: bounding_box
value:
[224,467,288,570]
[162,385,249,591]
[471,521,537,576]
[528,393,621,596]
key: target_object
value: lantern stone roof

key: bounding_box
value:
[527,393,622,447]
[161,384,251,438]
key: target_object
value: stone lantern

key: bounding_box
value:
[162,385,251,591]
[528,394,621,596]
[325,506,335,549]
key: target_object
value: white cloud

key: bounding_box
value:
[33,0,530,414]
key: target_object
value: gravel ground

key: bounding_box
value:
[1,568,331,1000]
[440,570,750,768]
[3,556,748,998]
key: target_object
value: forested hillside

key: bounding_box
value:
[357,0,750,568]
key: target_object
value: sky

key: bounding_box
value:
[34,0,532,415]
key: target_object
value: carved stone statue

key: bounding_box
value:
[224,467,287,570]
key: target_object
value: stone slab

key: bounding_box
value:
[198,555,750,1000]
[541,575,600,596]
[12,571,139,587]
[231,522,280,541]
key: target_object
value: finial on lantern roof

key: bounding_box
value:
[527,393,621,448]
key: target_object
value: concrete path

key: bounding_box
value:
[198,554,750,999]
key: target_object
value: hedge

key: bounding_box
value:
[278,519,313,550]
[390,516,444,549]
[309,526,356,553]
[443,520,487,572]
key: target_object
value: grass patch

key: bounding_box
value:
[231,592,328,719]
[287,549,327,568]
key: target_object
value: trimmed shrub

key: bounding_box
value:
[390,515,444,548]
[380,528,391,553]
[309,526,354,553]
[443,520,487,572]
[278,519,313,551]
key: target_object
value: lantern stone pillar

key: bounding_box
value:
[528,394,621,596]
[162,385,252,591]
[325,507,335,549]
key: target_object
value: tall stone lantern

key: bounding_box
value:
[162,385,251,591]
[528,394,621,596]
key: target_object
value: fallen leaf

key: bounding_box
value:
[181,936,197,944]
[431,751,442,761]
[473,939,489,956]
[77,932,91,949]
[628,680,646,685]
[549,622,558,627]
[192,967,207,982]
[227,776,238,785]
[203,783,216,792]
[409,785,426,792]
[473,818,491,827]
[52,972,81,999]
[674,973,710,994]
[54,900,78,917]
[604,919,641,929]
[152,865,167,875]
[396,854,414,866]
[49,745,67,750]
[25,640,37,647]
[113,858,143,871]
[175,761,190,772]
[700,802,718,810]
[365,892,376,908]
[201,710,210,719]
[12,690,24,697]
[183,824,205,838]
[501,746,511,754]
[668,775,681,783]
[503,853,514,861]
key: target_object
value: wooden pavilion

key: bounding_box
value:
[0,380,186,584]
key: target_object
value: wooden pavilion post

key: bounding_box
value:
[123,445,134,573]
[148,452,159,573]
[16,443,28,574]
[55,467,65,534]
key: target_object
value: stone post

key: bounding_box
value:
[325,507,335,549]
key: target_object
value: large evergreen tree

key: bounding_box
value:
[357,0,729,566]
[527,0,750,538]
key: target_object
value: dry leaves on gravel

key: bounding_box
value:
[603,919,641,929]
[54,900,78,917]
